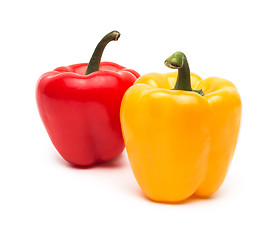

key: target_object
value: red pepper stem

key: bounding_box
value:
[85,31,120,75]
[164,51,204,96]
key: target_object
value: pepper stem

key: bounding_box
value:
[164,51,204,96]
[85,31,120,75]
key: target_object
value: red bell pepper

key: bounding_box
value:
[36,31,140,166]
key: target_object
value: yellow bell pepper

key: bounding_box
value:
[120,51,242,203]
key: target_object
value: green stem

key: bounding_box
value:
[164,51,204,96]
[85,31,120,75]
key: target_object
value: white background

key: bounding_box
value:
[1,0,279,239]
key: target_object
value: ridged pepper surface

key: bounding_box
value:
[120,52,241,202]
[36,31,139,166]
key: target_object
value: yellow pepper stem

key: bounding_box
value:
[164,51,204,96]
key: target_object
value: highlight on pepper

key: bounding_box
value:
[120,51,241,203]
[36,31,140,167]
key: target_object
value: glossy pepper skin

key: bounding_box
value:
[120,52,241,202]
[36,31,139,166]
